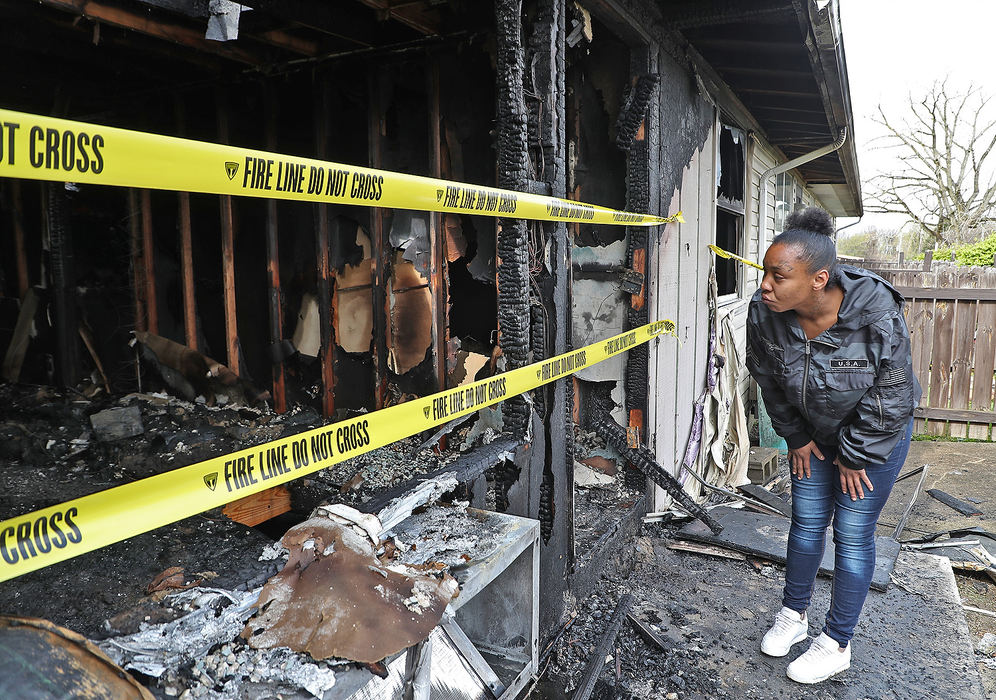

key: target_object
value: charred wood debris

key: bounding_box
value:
[0,376,682,699]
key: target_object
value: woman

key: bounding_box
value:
[745,207,921,684]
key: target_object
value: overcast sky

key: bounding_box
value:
[836,0,996,234]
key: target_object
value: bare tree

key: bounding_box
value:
[867,81,996,246]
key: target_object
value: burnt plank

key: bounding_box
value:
[927,488,983,517]
[677,506,900,591]
[736,483,792,517]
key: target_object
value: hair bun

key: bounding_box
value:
[784,207,834,237]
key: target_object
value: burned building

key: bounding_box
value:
[0,0,860,697]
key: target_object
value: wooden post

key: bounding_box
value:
[923,249,933,272]
[314,80,335,418]
[175,99,198,350]
[178,193,196,348]
[266,90,287,414]
[9,181,29,298]
[128,190,146,332]
[140,190,159,335]
[369,68,390,409]
[428,56,448,392]
[898,251,905,266]
[217,94,239,375]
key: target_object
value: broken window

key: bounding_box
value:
[715,124,746,298]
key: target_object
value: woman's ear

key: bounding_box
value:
[812,268,830,291]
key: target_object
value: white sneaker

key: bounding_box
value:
[786,632,851,684]
[760,606,808,657]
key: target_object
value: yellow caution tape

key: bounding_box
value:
[708,244,764,271]
[0,319,677,582]
[0,108,682,227]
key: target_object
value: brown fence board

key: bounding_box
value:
[949,298,978,438]
[927,267,955,436]
[862,262,996,439]
[973,299,996,439]
[907,295,934,435]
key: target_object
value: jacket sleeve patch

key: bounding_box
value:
[876,366,907,387]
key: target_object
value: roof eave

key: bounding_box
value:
[794,0,862,216]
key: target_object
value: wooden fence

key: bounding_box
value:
[859,261,996,439]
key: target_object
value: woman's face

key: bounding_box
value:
[759,242,822,313]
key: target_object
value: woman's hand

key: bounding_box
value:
[788,441,824,479]
[835,458,873,500]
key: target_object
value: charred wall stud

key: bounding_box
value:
[622,50,658,490]
[265,87,287,414]
[315,78,336,419]
[46,183,79,388]
[174,99,198,352]
[495,0,532,438]
[216,92,240,376]
[523,0,574,638]
[140,190,159,336]
[128,189,148,334]
[368,67,391,410]
[428,57,449,394]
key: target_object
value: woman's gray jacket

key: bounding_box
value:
[746,265,922,468]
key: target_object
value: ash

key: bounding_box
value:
[389,505,503,570]
[308,417,500,507]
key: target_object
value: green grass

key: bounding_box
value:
[912,432,992,443]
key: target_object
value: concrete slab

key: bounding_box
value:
[880,442,996,540]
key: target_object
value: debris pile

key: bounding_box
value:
[244,514,458,663]
[572,425,645,557]
[541,568,723,699]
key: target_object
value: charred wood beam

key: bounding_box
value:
[572,593,634,700]
[238,0,378,48]
[368,68,390,410]
[658,0,794,30]
[136,0,210,18]
[138,0,321,54]
[592,414,723,534]
[217,94,240,375]
[178,191,197,348]
[622,55,654,489]
[495,0,531,438]
[315,80,336,418]
[626,612,668,652]
[46,184,80,388]
[140,190,159,335]
[428,57,448,393]
[357,0,442,36]
[266,88,287,413]
[37,0,261,64]
[174,99,198,351]
[128,190,147,333]
[342,436,524,516]
[615,74,658,152]
[255,29,321,56]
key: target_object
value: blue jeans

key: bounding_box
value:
[782,420,912,647]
